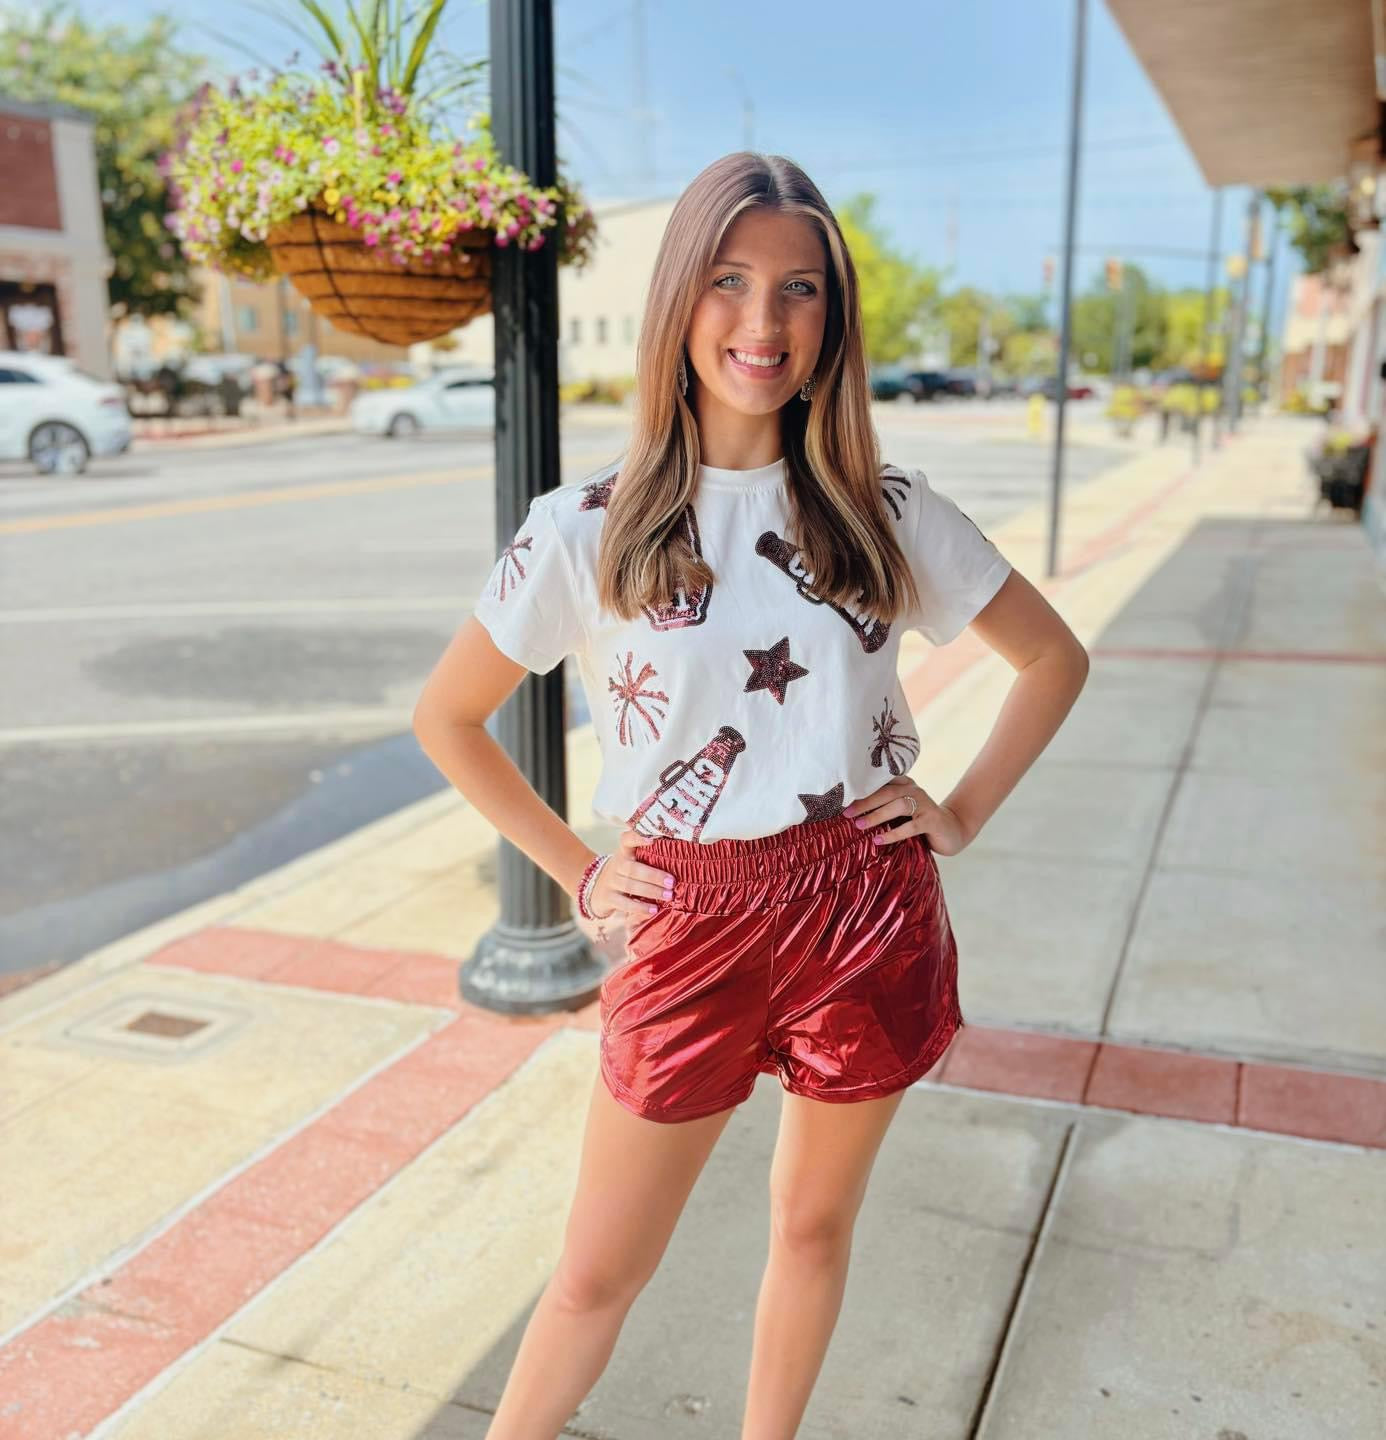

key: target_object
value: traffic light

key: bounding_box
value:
[1105,256,1124,291]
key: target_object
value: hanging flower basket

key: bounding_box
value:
[162,1,597,347]
[266,205,493,346]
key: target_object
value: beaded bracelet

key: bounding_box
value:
[576,852,616,921]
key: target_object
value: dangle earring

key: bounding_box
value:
[799,373,816,403]
[677,352,689,397]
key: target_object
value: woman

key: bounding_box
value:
[413,152,1088,1439]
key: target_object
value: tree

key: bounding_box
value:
[1002,329,1055,378]
[836,195,940,364]
[937,286,1011,368]
[1071,262,1167,374]
[0,3,207,317]
[1160,288,1227,371]
[1264,184,1355,274]
[1002,292,1050,333]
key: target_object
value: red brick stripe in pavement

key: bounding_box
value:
[1,924,1381,1439]
[147,926,1386,1152]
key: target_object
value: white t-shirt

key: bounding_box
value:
[471,456,1011,843]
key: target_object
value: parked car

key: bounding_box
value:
[0,351,131,474]
[869,364,911,401]
[944,367,981,398]
[901,369,953,402]
[1019,376,1096,402]
[350,368,495,437]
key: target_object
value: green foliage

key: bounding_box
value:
[1071,262,1168,372]
[1264,184,1355,273]
[0,2,206,317]
[1065,264,1236,374]
[1106,384,1146,420]
[1163,288,1226,370]
[559,375,635,405]
[937,286,1013,368]
[272,0,486,119]
[1002,293,1050,333]
[837,195,939,363]
[1002,329,1054,377]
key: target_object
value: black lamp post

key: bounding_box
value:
[461,0,605,1014]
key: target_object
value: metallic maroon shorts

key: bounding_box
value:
[598,812,964,1124]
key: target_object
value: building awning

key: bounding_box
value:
[1106,0,1382,186]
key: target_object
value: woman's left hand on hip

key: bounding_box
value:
[842,776,970,857]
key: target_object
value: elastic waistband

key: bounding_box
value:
[633,812,902,912]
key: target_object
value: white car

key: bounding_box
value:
[0,351,132,474]
[350,369,495,438]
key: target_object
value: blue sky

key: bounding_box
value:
[106,0,1291,318]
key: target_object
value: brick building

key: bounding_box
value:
[0,97,112,375]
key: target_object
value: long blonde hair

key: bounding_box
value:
[596,151,922,625]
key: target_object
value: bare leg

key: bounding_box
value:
[740,1087,908,1440]
[484,1072,739,1440]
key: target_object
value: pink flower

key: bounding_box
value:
[363,231,380,247]
[495,233,510,247]
[380,125,394,138]
[323,137,340,156]
[472,156,486,172]
[505,219,521,238]
[387,170,402,186]
[230,158,244,173]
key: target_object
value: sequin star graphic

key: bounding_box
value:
[797,782,845,822]
[742,635,809,705]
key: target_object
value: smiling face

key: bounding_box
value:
[684,206,829,441]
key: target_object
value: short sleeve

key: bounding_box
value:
[904,467,1012,645]
[471,494,585,674]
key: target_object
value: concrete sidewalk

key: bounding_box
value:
[2,418,1383,1439]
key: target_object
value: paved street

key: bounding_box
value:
[0,401,1132,978]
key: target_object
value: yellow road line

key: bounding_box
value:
[0,450,623,536]
[0,468,478,536]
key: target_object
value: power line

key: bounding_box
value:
[814,132,1183,176]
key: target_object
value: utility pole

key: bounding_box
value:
[1046,0,1086,580]
[631,0,655,189]
[1200,188,1223,457]
[466,0,601,1014]
[1223,189,1261,433]
[1256,207,1281,405]
[1114,272,1136,381]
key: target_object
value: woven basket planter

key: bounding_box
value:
[266,207,493,347]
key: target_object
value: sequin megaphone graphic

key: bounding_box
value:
[628,725,747,840]
[754,531,890,653]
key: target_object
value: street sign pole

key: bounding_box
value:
[1046,0,1087,579]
